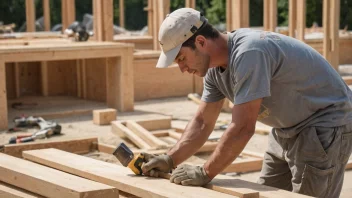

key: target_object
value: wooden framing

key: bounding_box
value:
[93,0,114,41]
[185,0,196,9]
[152,0,170,50]
[296,0,306,41]
[0,153,119,198]
[226,0,249,31]
[0,182,42,198]
[119,0,125,28]
[61,0,76,32]
[25,0,36,32]
[0,42,134,130]
[323,0,340,70]
[289,0,296,37]
[43,0,51,31]
[263,0,277,32]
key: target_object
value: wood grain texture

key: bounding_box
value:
[0,153,118,198]
[3,138,97,158]
[0,181,43,198]
[23,148,236,198]
[0,61,8,131]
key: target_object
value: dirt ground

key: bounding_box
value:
[1,95,351,197]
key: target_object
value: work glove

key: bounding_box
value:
[170,164,211,186]
[141,153,174,177]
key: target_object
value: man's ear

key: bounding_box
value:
[194,35,207,50]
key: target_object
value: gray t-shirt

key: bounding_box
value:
[202,28,352,138]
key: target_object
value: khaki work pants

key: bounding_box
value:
[257,123,352,198]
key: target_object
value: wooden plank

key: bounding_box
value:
[296,0,306,41]
[119,48,134,111]
[111,121,152,149]
[222,158,263,173]
[95,142,116,154]
[226,0,232,31]
[40,61,49,96]
[185,0,196,8]
[0,181,43,198]
[102,0,114,41]
[263,0,270,31]
[43,0,51,31]
[119,0,125,28]
[76,59,82,97]
[343,76,352,85]
[23,148,250,198]
[25,0,36,32]
[3,138,97,158]
[269,0,277,32]
[289,0,296,37]
[81,59,87,99]
[136,117,172,131]
[0,153,119,198]
[232,0,249,30]
[0,60,8,131]
[150,130,170,137]
[14,62,20,98]
[61,0,75,32]
[241,150,264,159]
[126,121,169,149]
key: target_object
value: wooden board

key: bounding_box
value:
[3,138,97,158]
[112,121,152,149]
[23,148,253,198]
[47,60,77,97]
[5,63,16,99]
[0,181,43,198]
[0,61,8,131]
[0,153,118,198]
[126,121,169,149]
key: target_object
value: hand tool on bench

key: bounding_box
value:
[113,142,171,179]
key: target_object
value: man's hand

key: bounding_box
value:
[141,153,174,177]
[170,164,211,186]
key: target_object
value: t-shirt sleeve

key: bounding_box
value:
[201,71,225,103]
[232,50,273,105]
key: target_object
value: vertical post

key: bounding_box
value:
[26,0,36,32]
[76,60,82,98]
[269,0,277,32]
[296,0,306,41]
[61,0,75,31]
[81,59,87,99]
[263,0,270,31]
[93,0,114,41]
[43,0,51,31]
[0,60,8,131]
[41,62,49,96]
[323,0,340,70]
[14,63,21,98]
[185,0,196,9]
[226,0,232,31]
[289,0,296,37]
[119,0,125,28]
[152,0,170,50]
[146,0,153,36]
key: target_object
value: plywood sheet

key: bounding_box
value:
[5,63,16,99]
[47,60,77,96]
[85,58,107,102]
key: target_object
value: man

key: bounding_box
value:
[141,8,352,197]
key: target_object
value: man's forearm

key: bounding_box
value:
[167,116,214,166]
[203,123,254,179]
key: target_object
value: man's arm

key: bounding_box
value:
[167,98,225,166]
[204,98,262,178]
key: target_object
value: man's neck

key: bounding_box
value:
[209,33,229,68]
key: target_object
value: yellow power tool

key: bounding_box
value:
[113,142,145,175]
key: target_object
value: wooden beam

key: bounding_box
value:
[0,153,119,198]
[23,148,253,198]
[289,0,297,37]
[0,61,7,131]
[135,117,172,131]
[263,0,270,31]
[152,0,170,50]
[119,0,125,28]
[126,121,169,149]
[61,0,76,32]
[25,0,36,32]
[14,62,20,98]
[111,121,152,149]
[226,0,232,31]
[296,0,306,41]
[0,181,43,198]
[269,0,277,32]
[185,0,196,9]
[222,158,263,173]
[43,0,51,31]
[146,0,153,36]
[40,61,49,96]
[93,0,113,41]
[323,0,340,70]
[2,138,97,158]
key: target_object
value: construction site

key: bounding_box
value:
[0,0,352,197]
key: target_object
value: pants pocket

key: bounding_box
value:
[299,164,334,197]
[340,132,352,164]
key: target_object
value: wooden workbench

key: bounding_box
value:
[0,41,134,131]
